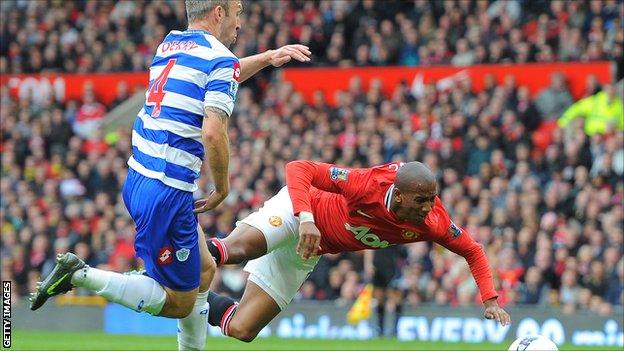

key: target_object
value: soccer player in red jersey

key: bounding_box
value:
[205,160,511,342]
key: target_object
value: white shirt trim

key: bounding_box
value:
[384,184,395,211]
[137,108,203,144]
[127,156,198,192]
[131,131,202,173]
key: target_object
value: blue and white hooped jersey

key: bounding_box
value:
[128,29,240,192]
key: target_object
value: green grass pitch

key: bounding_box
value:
[10,331,622,350]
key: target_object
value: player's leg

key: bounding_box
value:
[29,250,171,313]
[373,286,387,337]
[389,287,404,337]
[120,170,202,318]
[30,169,199,319]
[205,222,289,339]
[177,224,216,350]
[231,236,320,342]
[208,189,318,342]
[208,279,281,342]
[207,223,267,265]
[208,247,319,342]
[207,187,294,266]
[372,266,392,337]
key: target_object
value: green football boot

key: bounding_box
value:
[29,252,86,311]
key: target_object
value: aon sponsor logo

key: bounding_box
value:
[345,223,391,248]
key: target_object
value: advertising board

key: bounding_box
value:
[102,302,623,347]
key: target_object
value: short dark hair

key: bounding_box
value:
[185,0,230,24]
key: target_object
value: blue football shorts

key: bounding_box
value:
[122,168,200,291]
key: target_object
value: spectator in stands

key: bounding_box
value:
[72,86,107,139]
[2,0,623,71]
[515,86,541,131]
[558,83,624,135]
[110,81,130,110]
[535,72,574,121]
[516,266,549,305]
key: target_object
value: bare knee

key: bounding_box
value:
[162,305,193,319]
[199,255,216,291]
[161,293,195,318]
[228,320,259,343]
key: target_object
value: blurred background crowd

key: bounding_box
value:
[1,0,623,320]
[2,0,623,74]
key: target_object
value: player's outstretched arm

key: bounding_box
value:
[431,207,510,326]
[194,106,230,213]
[238,44,311,83]
[448,231,512,326]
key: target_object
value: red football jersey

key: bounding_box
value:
[285,160,498,302]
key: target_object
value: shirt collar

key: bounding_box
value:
[186,28,213,36]
[384,184,395,211]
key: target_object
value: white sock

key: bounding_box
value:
[71,267,166,315]
[177,290,209,351]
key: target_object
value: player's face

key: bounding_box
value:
[220,1,242,47]
[394,182,438,223]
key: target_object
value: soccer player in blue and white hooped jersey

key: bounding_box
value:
[29,1,312,350]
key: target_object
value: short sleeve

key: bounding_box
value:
[203,57,240,117]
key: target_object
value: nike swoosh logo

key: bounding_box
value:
[46,273,69,295]
[356,210,373,219]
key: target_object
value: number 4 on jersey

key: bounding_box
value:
[147,58,176,117]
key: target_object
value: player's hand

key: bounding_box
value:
[296,221,321,260]
[193,190,228,214]
[483,298,511,326]
[267,44,311,67]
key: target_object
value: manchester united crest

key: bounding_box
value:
[269,216,283,227]
[401,230,419,240]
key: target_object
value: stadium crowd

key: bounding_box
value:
[1,0,623,76]
[1,0,623,318]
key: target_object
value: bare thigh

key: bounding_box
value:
[227,279,282,336]
[222,223,268,264]
[160,287,198,318]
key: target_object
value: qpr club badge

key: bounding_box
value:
[176,248,190,262]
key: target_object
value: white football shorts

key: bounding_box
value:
[240,186,320,310]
